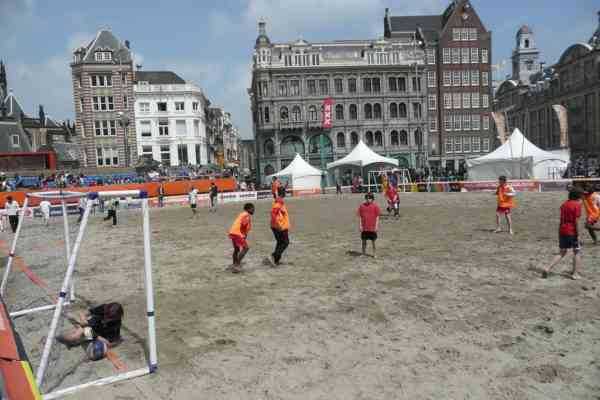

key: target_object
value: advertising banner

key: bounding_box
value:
[32,205,78,218]
[322,98,333,129]
[257,190,273,200]
[462,180,539,192]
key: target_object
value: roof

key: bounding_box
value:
[268,153,322,178]
[0,121,32,153]
[388,15,442,42]
[135,71,185,85]
[327,140,399,169]
[517,25,532,35]
[3,94,25,119]
[81,30,132,63]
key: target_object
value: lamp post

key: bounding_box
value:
[117,112,131,168]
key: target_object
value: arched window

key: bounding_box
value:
[399,130,408,145]
[308,105,318,121]
[291,105,302,122]
[412,103,422,119]
[364,104,372,119]
[374,131,383,146]
[264,106,270,123]
[390,130,399,146]
[308,134,333,155]
[335,104,344,120]
[365,131,374,146]
[280,106,289,122]
[524,39,530,48]
[390,103,398,119]
[264,164,275,176]
[350,131,359,146]
[398,103,407,118]
[336,132,345,148]
[264,139,275,155]
[373,103,382,119]
[349,104,357,120]
[280,135,305,156]
[414,129,423,147]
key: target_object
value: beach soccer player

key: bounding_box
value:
[358,193,381,257]
[58,302,124,348]
[271,176,281,199]
[189,187,198,217]
[209,181,218,212]
[385,184,400,218]
[540,190,583,280]
[494,176,516,235]
[270,190,290,266]
[39,198,51,226]
[582,184,600,244]
[5,196,19,233]
[228,203,255,273]
[336,179,343,198]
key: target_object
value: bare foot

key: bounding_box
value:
[493,228,502,233]
[570,273,582,280]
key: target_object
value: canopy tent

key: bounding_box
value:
[466,128,570,180]
[327,140,399,169]
[267,153,324,190]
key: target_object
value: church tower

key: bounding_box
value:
[511,25,541,85]
[0,61,7,101]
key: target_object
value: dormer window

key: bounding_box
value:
[94,51,113,62]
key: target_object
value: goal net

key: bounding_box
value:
[0,190,157,398]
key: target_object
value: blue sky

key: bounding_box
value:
[0,0,598,139]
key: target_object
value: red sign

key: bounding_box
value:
[322,98,333,129]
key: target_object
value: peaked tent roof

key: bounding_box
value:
[470,128,560,162]
[327,140,399,169]
[268,153,323,178]
[82,30,132,63]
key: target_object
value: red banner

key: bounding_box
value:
[322,98,333,129]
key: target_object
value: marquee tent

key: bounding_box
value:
[326,140,399,169]
[267,153,323,190]
[466,128,569,180]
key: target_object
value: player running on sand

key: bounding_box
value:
[385,184,400,218]
[540,190,583,280]
[494,176,516,235]
[270,189,290,266]
[581,184,600,244]
[358,193,381,257]
[227,203,255,273]
[188,187,198,217]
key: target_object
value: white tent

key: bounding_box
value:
[327,140,399,169]
[267,153,323,190]
[466,128,570,180]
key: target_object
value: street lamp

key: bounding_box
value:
[117,111,130,167]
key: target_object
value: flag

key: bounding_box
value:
[322,98,333,129]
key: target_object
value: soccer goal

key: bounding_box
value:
[367,168,412,193]
[0,190,158,399]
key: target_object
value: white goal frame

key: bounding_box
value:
[367,168,413,193]
[0,190,158,399]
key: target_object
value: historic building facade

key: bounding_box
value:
[134,71,209,167]
[385,0,494,172]
[494,13,600,157]
[71,29,137,168]
[250,21,428,184]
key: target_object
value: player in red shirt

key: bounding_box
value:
[357,193,381,257]
[540,190,583,279]
[385,185,400,218]
[228,203,255,273]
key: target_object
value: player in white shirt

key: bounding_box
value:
[188,188,198,217]
[77,196,87,223]
[39,199,51,225]
[5,196,19,233]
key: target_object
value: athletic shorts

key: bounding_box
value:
[190,204,197,209]
[229,234,248,250]
[361,231,377,241]
[496,206,512,215]
[559,235,580,250]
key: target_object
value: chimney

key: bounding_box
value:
[125,40,130,49]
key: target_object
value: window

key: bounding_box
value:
[159,120,169,136]
[349,104,357,120]
[140,121,152,137]
[348,78,357,93]
[469,28,478,41]
[319,79,329,95]
[291,80,300,96]
[307,80,316,95]
[94,52,112,62]
[452,48,460,64]
[177,144,189,165]
[483,115,490,130]
[412,103,422,119]
[351,132,359,146]
[121,72,126,84]
[429,118,438,132]
[334,78,343,94]
[462,70,470,86]
[292,106,302,122]
[280,106,289,122]
[461,28,469,41]
[462,48,470,64]
[94,120,116,136]
[482,138,490,152]
[453,71,461,86]
[463,114,471,130]
[363,78,372,92]
[139,102,150,113]
[91,75,112,87]
[92,96,113,111]
[389,77,397,91]
[427,71,436,87]
[445,137,453,153]
[390,103,398,118]
[390,131,399,146]
[482,72,489,86]
[443,71,451,86]
[259,81,269,97]
[453,93,461,109]
[337,132,345,148]
[264,106,270,123]
[264,139,275,155]
[454,137,462,153]
[472,93,480,108]
[192,102,199,111]
[482,94,489,108]
[176,120,186,136]
[11,134,19,147]
[412,77,421,92]
[428,95,437,111]
[278,81,288,96]
[373,103,382,119]
[453,28,461,41]
[471,48,479,64]
[443,48,451,64]
[96,147,118,167]
[141,146,153,161]
[160,145,171,166]
[471,70,480,86]
[455,114,462,131]
[312,54,320,65]
[79,98,84,112]
[364,104,372,119]
[372,78,381,93]
[463,136,471,153]
[463,93,471,109]
[395,130,406,146]
[472,115,481,130]
[309,105,318,121]
[365,131,374,146]
[193,120,200,137]
[444,114,452,131]
[444,93,452,109]
[157,102,167,112]
[195,144,201,164]
[472,137,481,152]
[481,49,488,64]
[374,131,383,147]
[398,103,407,118]
[426,48,435,64]
[123,96,128,110]
[335,104,344,120]
[398,77,406,92]
[107,96,114,110]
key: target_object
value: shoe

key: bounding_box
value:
[541,270,549,279]
[570,273,581,280]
